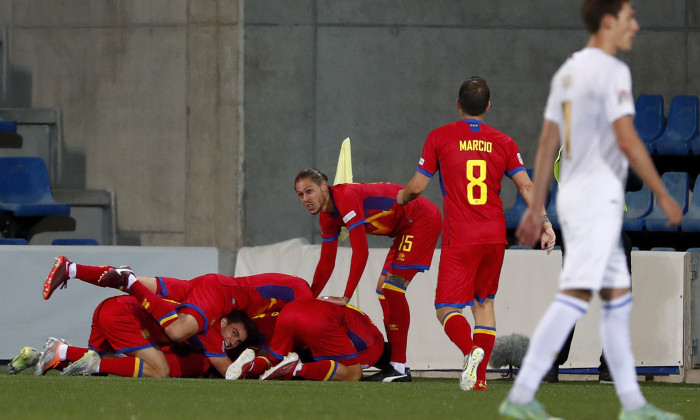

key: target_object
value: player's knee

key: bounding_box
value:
[385,273,411,288]
[144,362,170,378]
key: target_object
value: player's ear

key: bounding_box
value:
[486,101,491,112]
[220,318,228,328]
[600,13,615,30]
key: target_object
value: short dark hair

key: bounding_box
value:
[458,76,490,116]
[294,168,328,188]
[222,310,259,345]
[581,0,628,34]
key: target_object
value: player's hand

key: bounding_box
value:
[516,209,543,247]
[658,194,683,227]
[540,224,556,255]
[319,296,350,306]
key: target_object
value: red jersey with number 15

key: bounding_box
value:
[417,119,525,245]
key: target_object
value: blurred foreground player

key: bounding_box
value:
[501,1,682,419]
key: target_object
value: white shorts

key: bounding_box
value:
[558,193,630,291]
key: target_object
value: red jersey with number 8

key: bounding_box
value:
[417,119,525,245]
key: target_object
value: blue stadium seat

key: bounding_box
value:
[633,95,664,153]
[0,157,70,217]
[653,95,699,156]
[689,131,700,156]
[505,169,533,229]
[0,238,29,245]
[686,248,700,253]
[643,172,688,232]
[0,157,71,239]
[0,118,18,132]
[650,247,676,252]
[51,238,99,245]
[544,180,560,229]
[622,184,653,231]
[681,176,700,232]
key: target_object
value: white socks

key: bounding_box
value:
[509,293,588,404]
[57,342,68,360]
[68,263,77,279]
[390,362,406,374]
[126,273,137,290]
[601,292,645,411]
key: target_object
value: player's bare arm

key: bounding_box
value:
[516,119,560,246]
[209,355,235,377]
[511,170,556,253]
[613,116,682,226]
[397,171,430,205]
[163,313,200,343]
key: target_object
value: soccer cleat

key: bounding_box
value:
[260,352,299,380]
[60,350,100,376]
[618,403,682,420]
[8,347,41,374]
[363,366,412,382]
[499,398,563,420]
[35,337,68,375]
[43,256,71,300]
[473,379,487,391]
[542,364,559,383]
[98,266,133,290]
[226,348,256,380]
[599,370,613,384]
[460,346,484,391]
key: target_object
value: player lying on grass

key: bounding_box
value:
[226,298,388,382]
[41,256,311,376]
[43,255,312,348]
[14,294,257,378]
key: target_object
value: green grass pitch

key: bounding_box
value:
[2,370,698,419]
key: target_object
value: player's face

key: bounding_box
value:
[612,2,639,51]
[295,178,327,215]
[220,320,248,350]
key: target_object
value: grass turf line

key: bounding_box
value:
[2,371,698,419]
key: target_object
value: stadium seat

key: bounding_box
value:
[686,248,700,253]
[653,95,699,156]
[622,184,653,231]
[51,238,99,245]
[633,95,664,153]
[0,118,18,133]
[690,131,700,156]
[544,180,560,230]
[0,238,29,245]
[642,172,689,232]
[505,169,533,229]
[681,176,700,232]
[0,157,71,239]
[650,247,676,252]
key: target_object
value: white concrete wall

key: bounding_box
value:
[236,239,686,371]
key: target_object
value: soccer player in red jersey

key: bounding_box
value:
[42,256,311,375]
[294,170,442,381]
[228,299,386,382]
[35,295,255,378]
[398,77,556,391]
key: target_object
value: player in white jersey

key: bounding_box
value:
[500,1,683,420]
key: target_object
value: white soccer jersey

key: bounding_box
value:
[544,47,635,208]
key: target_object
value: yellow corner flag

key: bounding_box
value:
[334,138,353,242]
[334,137,353,185]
